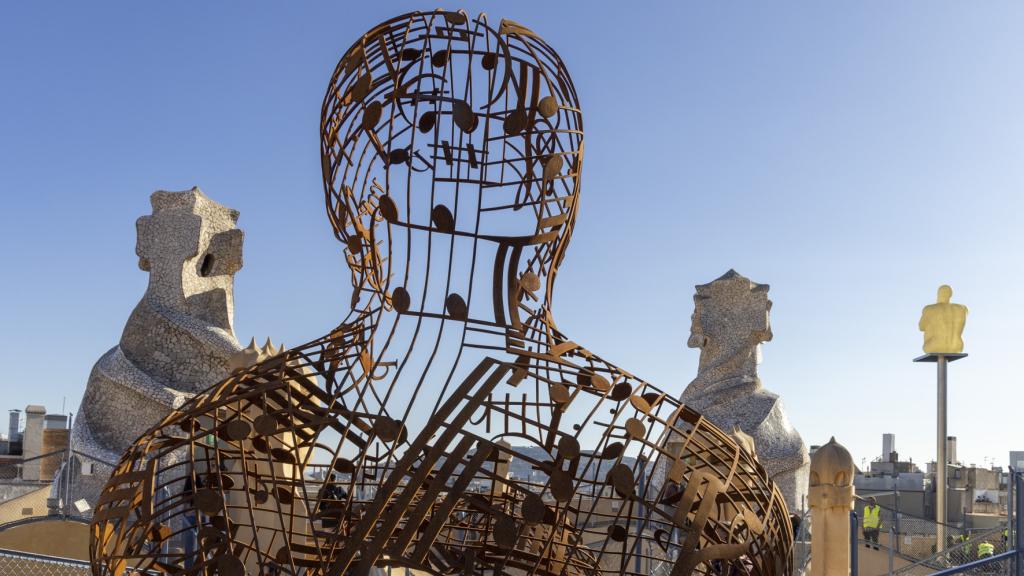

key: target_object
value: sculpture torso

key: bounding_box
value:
[918,285,968,354]
[919,302,967,354]
[90,13,793,576]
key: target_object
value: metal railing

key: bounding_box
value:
[0,547,92,576]
[929,550,1016,576]
[910,468,1023,576]
[0,449,118,532]
[0,449,69,482]
[890,524,1009,576]
[861,496,986,561]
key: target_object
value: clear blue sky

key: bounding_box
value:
[2,2,1021,471]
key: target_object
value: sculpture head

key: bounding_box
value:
[320,10,583,317]
[937,284,952,304]
[135,188,244,331]
[687,270,772,351]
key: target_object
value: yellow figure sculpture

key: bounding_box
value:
[918,285,968,354]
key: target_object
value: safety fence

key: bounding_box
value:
[0,448,116,526]
[861,469,1022,576]
[862,496,1001,561]
[793,509,811,575]
[887,524,1010,576]
[794,517,1011,576]
[0,547,92,576]
[793,470,1023,576]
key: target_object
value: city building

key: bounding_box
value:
[854,433,927,518]
[0,405,68,516]
[1010,451,1024,472]
[920,437,1008,530]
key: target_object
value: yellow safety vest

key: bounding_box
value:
[978,542,995,557]
[863,505,881,529]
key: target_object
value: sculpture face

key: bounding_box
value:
[321,13,583,310]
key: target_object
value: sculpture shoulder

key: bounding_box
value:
[919,303,945,327]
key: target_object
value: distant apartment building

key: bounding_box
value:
[0,405,68,510]
[936,463,1005,529]
[917,436,1008,529]
[1010,451,1024,472]
[854,433,927,519]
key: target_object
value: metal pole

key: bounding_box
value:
[1009,467,1015,576]
[64,411,74,518]
[64,443,71,517]
[889,526,895,576]
[896,484,902,554]
[1015,472,1022,576]
[937,355,948,554]
[852,511,859,576]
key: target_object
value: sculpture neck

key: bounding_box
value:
[346,233,555,355]
[143,261,237,333]
[144,261,187,308]
[691,338,761,394]
[341,255,554,370]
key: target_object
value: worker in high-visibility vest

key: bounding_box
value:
[954,532,971,564]
[978,541,995,558]
[862,496,882,550]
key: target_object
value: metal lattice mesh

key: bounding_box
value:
[0,548,92,576]
[861,498,1010,567]
[0,449,115,526]
[891,524,1010,576]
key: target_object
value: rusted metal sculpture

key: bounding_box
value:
[90,10,793,576]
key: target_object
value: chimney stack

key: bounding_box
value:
[21,405,46,481]
[882,433,895,462]
[8,410,21,444]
